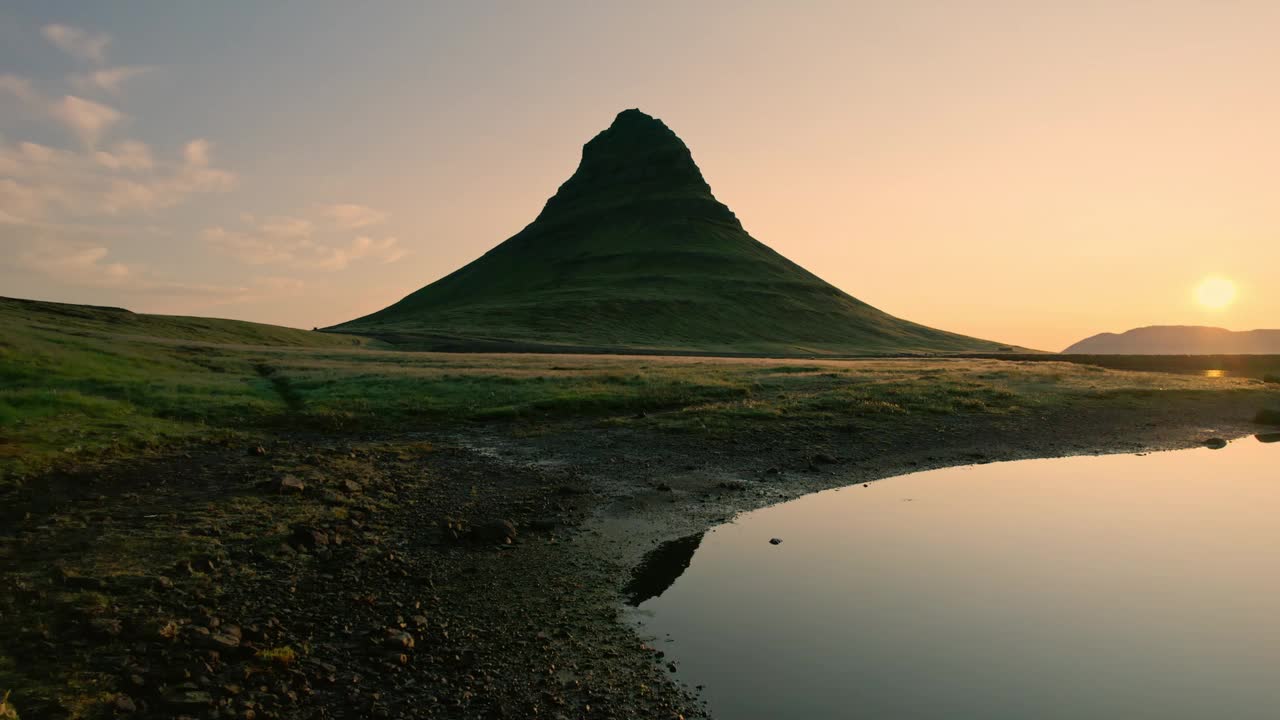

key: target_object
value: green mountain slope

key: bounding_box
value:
[331,109,1009,355]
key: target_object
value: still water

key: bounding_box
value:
[628,436,1280,719]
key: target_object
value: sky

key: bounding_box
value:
[2,1,1277,351]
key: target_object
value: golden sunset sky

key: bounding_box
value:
[2,2,1276,350]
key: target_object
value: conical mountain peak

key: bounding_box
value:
[332,110,1009,355]
[535,109,730,224]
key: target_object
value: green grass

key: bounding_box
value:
[4,296,1278,483]
[328,110,1019,355]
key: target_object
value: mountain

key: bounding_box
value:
[330,109,1010,355]
[1063,326,1280,355]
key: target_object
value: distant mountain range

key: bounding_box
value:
[1063,326,1280,355]
[329,109,1013,355]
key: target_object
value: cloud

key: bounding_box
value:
[203,226,299,265]
[313,236,406,271]
[1,76,125,147]
[0,73,36,102]
[94,140,153,171]
[70,65,153,95]
[42,24,110,64]
[4,234,306,308]
[50,95,123,146]
[0,136,235,222]
[320,203,387,230]
[184,138,210,166]
[259,215,314,239]
[205,205,404,271]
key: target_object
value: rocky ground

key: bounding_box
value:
[0,395,1269,720]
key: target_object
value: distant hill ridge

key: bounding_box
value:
[330,109,1010,355]
[1063,326,1280,355]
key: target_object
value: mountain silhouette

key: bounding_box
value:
[1063,326,1280,355]
[331,109,1008,355]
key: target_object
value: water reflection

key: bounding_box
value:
[623,532,703,606]
[632,440,1280,720]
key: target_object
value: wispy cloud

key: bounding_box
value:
[42,24,111,65]
[0,22,278,311]
[70,65,153,95]
[94,140,153,171]
[321,203,387,230]
[49,95,123,147]
[5,233,306,309]
[1,136,234,222]
[314,236,407,270]
[206,205,404,271]
[0,73,36,102]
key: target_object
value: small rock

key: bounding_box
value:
[341,479,363,494]
[769,538,782,545]
[655,483,673,493]
[115,694,137,713]
[277,475,306,493]
[471,519,517,545]
[204,631,241,651]
[164,688,213,711]
[1256,433,1280,444]
[290,525,329,550]
[813,453,838,464]
[1203,438,1228,449]
[384,630,415,650]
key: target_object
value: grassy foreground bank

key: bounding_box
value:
[3,297,1278,484]
[4,296,1280,719]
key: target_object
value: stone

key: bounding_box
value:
[384,630,415,650]
[471,519,517,545]
[115,694,137,713]
[205,632,241,651]
[1203,438,1228,449]
[277,475,305,493]
[769,538,782,545]
[290,525,329,550]
[164,688,213,711]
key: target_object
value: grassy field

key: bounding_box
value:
[4,297,1279,484]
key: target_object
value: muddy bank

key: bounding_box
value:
[0,398,1264,719]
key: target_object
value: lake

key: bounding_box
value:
[627,435,1280,719]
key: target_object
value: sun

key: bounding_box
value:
[1194,276,1237,310]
